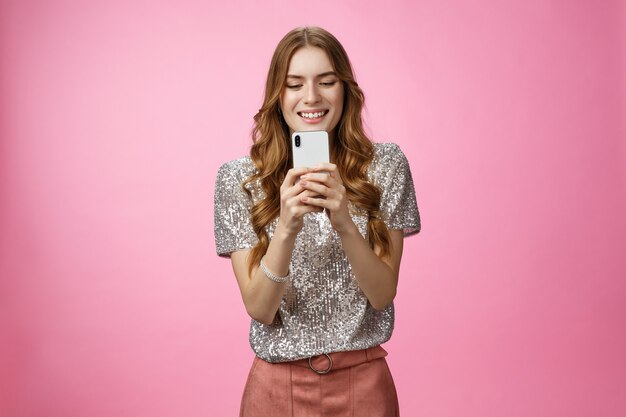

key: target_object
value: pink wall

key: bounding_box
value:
[1,0,625,416]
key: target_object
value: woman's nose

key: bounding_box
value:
[304,84,321,104]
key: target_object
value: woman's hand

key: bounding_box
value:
[298,163,354,234]
[278,167,324,236]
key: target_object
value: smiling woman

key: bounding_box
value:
[214,26,420,417]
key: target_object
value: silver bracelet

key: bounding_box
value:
[259,256,290,283]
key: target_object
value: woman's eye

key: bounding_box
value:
[286,84,302,89]
[320,81,336,86]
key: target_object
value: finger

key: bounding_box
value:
[283,172,331,199]
[287,200,324,217]
[281,181,306,200]
[286,189,321,209]
[301,176,345,201]
[312,162,336,171]
[300,195,333,210]
[300,172,331,184]
[300,174,343,195]
[284,192,307,210]
[311,163,341,180]
[283,167,312,187]
[301,204,324,214]
[299,179,328,196]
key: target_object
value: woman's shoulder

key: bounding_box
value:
[216,155,256,183]
[371,142,410,168]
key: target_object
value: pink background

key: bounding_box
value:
[1,0,625,416]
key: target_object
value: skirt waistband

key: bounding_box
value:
[287,345,388,374]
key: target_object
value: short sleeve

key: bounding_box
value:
[377,144,421,236]
[213,160,259,257]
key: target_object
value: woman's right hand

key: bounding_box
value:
[277,167,324,236]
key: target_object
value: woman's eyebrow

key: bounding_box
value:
[286,71,338,79]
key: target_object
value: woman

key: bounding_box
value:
[214,26,420,416]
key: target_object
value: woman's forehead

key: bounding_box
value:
[287,46,334,75]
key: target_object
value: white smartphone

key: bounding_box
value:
[291,130,330,169]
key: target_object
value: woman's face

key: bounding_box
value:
[280,46,344,139]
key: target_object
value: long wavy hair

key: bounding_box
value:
[244,26,391,275]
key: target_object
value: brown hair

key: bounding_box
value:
[244,26,391,275]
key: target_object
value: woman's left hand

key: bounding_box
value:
[298,163,354,234]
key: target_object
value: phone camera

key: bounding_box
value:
[295,135,301,147]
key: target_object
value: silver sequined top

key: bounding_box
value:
[214,142,420,362]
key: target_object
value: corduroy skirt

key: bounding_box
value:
[240,345,399,417]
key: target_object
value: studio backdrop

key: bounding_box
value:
[1,1,625,416]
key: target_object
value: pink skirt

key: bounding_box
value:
[240,345,399,417]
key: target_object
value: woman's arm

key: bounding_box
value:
[230,167,322,325]
[230,223,296,325]
[337,226,404,310]
[299,163,405,310]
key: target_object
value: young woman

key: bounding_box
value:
[214,26,420,416]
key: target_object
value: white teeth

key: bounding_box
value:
[301,111,325,119]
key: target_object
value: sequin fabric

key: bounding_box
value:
[214,143,420,362]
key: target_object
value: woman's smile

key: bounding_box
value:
[297,109,329,123]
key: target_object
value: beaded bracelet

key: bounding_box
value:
[259,257,290,283]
